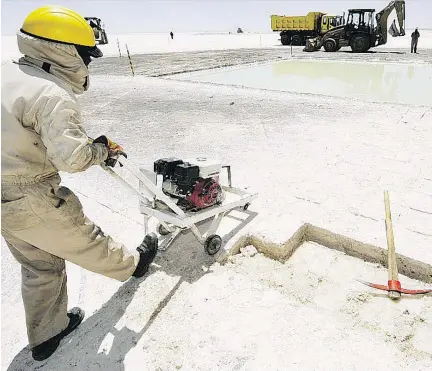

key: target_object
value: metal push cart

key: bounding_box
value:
[103,156,258,255]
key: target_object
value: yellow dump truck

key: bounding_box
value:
[271,12,344,46]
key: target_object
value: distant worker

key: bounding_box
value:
[170,31,174,39]
[411,27,420,53]
[1,5,158,361]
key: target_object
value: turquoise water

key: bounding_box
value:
[175,60,432,106]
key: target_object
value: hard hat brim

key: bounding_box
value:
[75,44,103,59]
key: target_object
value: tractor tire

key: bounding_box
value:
[323,39,337,52]
[291,35,302,46]
[350,34,370,53]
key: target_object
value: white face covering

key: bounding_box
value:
[16,31,91,94]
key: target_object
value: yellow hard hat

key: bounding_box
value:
[21,5,96,47]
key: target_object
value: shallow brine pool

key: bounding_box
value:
[174,59,432,106]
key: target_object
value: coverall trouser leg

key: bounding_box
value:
[2,234,69,348]
[1,175,139,348]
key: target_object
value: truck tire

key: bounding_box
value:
[350,34,370,53]
[291,35,302,46]
[281,35,291,45]
[323,38,337,52]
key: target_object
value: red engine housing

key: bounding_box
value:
[187,178,223,209]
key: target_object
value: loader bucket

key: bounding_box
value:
[388,20,401,37]
[304,38,320,52]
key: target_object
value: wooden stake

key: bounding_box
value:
[117,39,122,57]
[125,44,135,77]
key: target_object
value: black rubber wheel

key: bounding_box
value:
[243,203,251,210]
[281,36,291,46]
[291,35,302,46]
[204,235,222,256]
[323,39,337,52]
[350,35,370,53]
[157,223,171,236]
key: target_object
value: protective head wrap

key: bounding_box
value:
[16,31,102,94]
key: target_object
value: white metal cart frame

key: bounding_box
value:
[102,156,258,255]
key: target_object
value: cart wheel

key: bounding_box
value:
[157,223,171,236]
[243,203,251,210]
[204,235,222,256]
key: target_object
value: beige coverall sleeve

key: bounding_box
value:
[35,94,108,173]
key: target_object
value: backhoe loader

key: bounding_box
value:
[304,0,405,53]
[85,17,109,45]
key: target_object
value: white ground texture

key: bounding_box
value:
[2,32,432,370]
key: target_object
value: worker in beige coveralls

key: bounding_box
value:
[1,5,158,361]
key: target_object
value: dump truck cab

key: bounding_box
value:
[84,17,109,45]
[320,14,345,33]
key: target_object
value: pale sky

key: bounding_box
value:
[2,0,430,35]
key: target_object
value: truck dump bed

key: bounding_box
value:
[271,12,324,32]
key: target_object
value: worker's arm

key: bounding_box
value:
[35,94,109,173]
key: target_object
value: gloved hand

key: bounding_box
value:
[93,135,127,167]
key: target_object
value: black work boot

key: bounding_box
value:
[132,233,158,278]
[31,307,85,361]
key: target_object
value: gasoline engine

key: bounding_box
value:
[154,157,225,211]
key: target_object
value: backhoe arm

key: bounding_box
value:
[375,0,406,46]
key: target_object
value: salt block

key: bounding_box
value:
[240,245,258,257]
